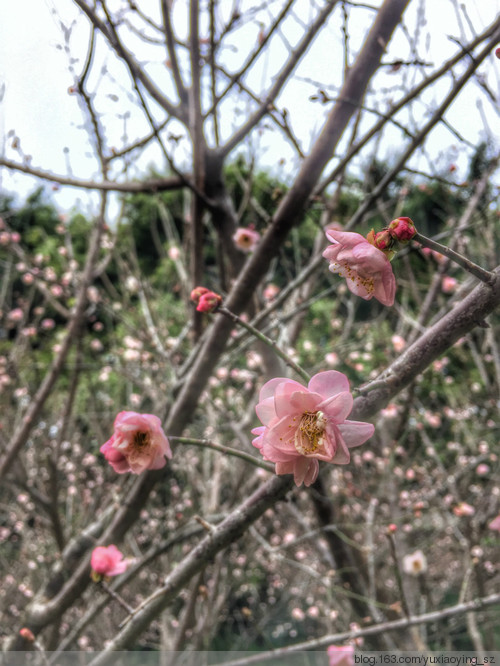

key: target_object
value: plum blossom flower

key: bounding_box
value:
[252,371,374,487]
[327,645,355,666]
[100,411,172,474]
[233,227,261,253]
[323,230,396,306]
[90,545,128,577]
[402,550,427,576]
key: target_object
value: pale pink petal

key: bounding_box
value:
[319,391,353,424]
[308,370,350,399]
[337,420,375,448]
[255,396,278,425]
[325,230,365,248]
[259,377,303,402]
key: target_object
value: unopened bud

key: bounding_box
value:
[388,217,416,242]
[190,286,210,302]
[196,291,222,313]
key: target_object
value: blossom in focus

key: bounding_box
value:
[100,411,172,474]
[488,515,500,532]
[327,645,355,666]
[233,227,261,253]
[323,230,396,306]
[252,371,374,487]
[388,216,416,242]
[90,545,128,577]
[402,550,428,576]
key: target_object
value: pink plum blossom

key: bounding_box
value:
[90,545,128,577]
[233,227,261,253]
[252,371,374,487]
[323,230,396,306]
[100,411,172,474]
[327,645,354,666]
[7,308,24,322]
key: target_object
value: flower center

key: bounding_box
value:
[294,411,326,455]
[133,430,150,449]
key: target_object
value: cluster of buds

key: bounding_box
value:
[190,286,222,313]
[367,216,416,258]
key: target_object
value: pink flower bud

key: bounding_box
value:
[190,286,210,302]
[196,291,222,313]
[388,217,416,242]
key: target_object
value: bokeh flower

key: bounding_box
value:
[488,515,500,532]
[323,230,396,306]
[90,545,128,577]
[252,371,374,486]
[327,645,355,666]
[233,227,261,253]
[402,550,427,576]
[100,411,172,474]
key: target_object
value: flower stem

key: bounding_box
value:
[100,580,135,614]
[414,232,497,286]
[218,306,311,383]
[169,436,274,472]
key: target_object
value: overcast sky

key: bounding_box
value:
[1,0,499,215]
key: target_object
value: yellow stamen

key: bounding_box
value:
[294,411,326,455]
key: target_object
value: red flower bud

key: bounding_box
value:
[388,217,416,242]
[496,47,500,59]
[190,286,210,302]
[196,291,222,313]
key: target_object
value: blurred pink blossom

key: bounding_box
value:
[41,318,55,331]
[233,227,261,253]
[476,464,490,476]
[441,276,457,293]
[453,502,475,517]
[90,545,128,577]
[7,308,24,322]
[391,335,406,352]
[323,230,396,306]
[252,371,374,486]
[100,411,172,474]
[263,283,279,301]
[327,645,354,666]
[488,515,500,532]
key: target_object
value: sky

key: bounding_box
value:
[0,0,499,216]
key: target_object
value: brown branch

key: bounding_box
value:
[0,158,185,192]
